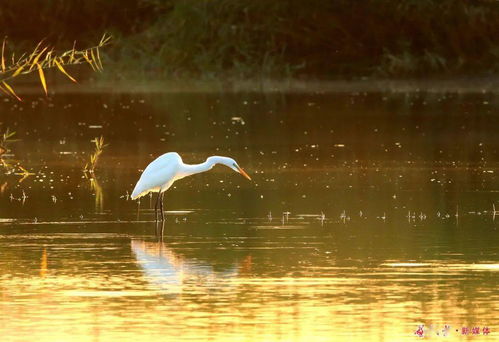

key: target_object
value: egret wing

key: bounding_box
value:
[131,153,182,199]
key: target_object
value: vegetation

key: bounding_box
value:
[0,34,111,100]
[0,129,34,183]
[2,1,499,79]
[14,166,35,183]
[84,136,107,175]
[0,128,16,156]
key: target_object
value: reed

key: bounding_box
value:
[0,128,16,156]
[14,166,35,183]
[0,34,111,100]
[0,128,33,182]
[84,136,108,174]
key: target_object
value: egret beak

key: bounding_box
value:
[236,166,252,181]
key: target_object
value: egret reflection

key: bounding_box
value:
[131,238,252,293]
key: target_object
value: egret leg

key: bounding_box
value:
[154,192,161,221]
[155,219,165,239]
[159,219,165,240]
[155,219,160,237]
[159,192,165,221]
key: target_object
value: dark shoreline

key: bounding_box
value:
[11,77,499,95]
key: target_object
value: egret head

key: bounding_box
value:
[230,160,252,181]
[210,156,252,181]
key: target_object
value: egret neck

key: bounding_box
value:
[177,156,233,179]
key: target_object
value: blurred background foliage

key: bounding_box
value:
[2,0,499,80]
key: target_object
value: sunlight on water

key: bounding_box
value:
[1,227,497,341]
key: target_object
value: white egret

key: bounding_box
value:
[131,152,251,220]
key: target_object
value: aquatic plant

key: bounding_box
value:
[14,166,35,183]
[0,128,16,155]
[84,136,108,174]
[0,129,35,182]
[0,33,111,100]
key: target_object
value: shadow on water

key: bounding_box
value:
[0,90,497,341]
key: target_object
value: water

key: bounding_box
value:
[0,90,498,341]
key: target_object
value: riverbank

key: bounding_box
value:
[2,1,499,80]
